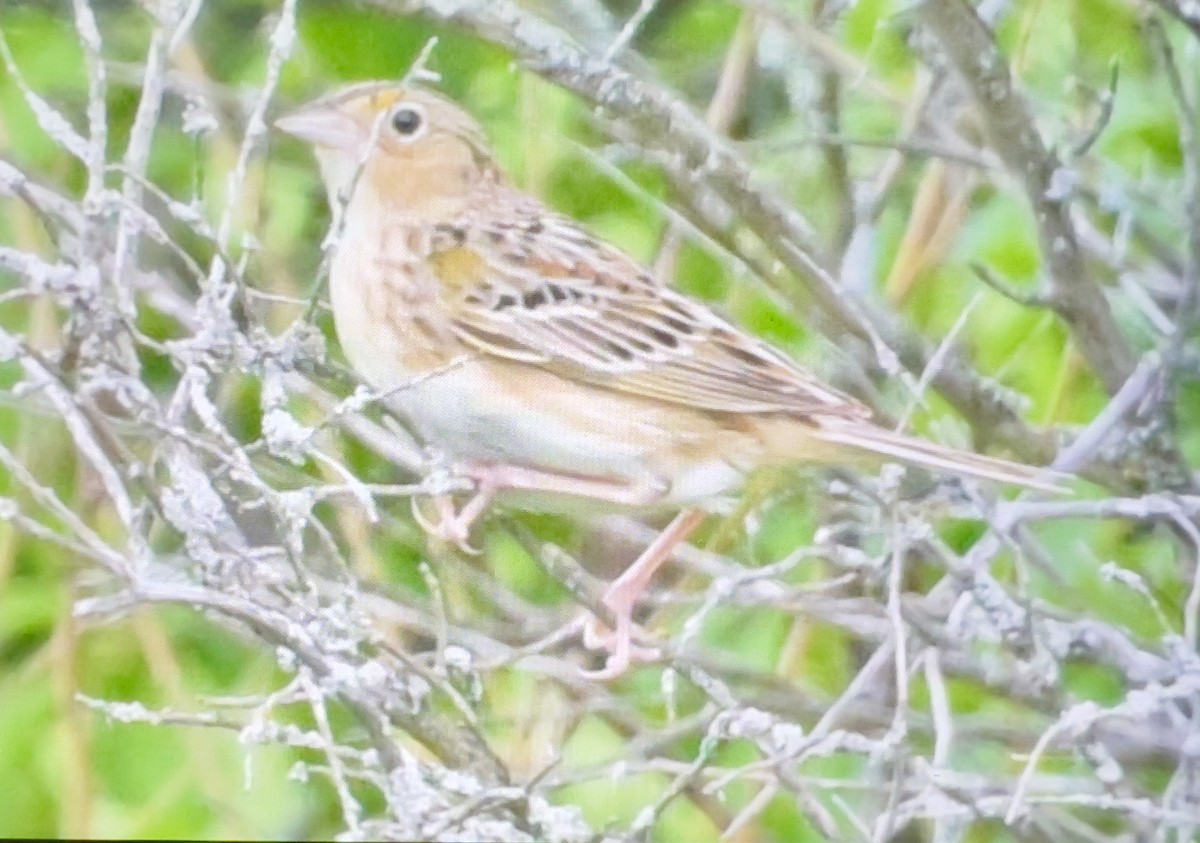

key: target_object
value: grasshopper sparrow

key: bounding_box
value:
[277,82,1061,677]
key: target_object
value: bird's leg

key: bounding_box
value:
[580,508,707,679]
[460,463,667,507]
[411,463,667,555]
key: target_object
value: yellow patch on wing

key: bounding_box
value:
[430,246,487,291]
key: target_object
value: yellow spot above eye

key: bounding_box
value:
[370,90,404,111]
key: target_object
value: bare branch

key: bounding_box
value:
[917,0,1135,393]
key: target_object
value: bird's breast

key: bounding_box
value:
[329,212,462,385]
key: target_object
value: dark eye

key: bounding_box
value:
[390,106,423,137]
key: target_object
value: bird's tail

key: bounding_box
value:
[808,418,1067,493]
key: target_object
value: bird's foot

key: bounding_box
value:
[410,494,482,555]
[573,509,707,679]
[577,591,661,680]
[410,462,504,555]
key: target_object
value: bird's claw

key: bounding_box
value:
[409,495,482,555]
[577,606,660,680]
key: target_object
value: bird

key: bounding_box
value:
[275,81,1063,678]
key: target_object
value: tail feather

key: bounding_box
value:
[810,420,1068,493]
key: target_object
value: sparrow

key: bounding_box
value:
[275,81,1062,677]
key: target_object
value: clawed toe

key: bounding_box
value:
[409,495,482,555]
[573,509,703,678]
[577,606,660,679]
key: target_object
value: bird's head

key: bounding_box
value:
[275,82,500,219]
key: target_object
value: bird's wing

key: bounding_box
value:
[428,213,871,419]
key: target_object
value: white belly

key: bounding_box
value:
[394,361,653,477]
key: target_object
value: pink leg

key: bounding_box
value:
[411,462,668,554]
[463,463,666,507]
[581,508,707,680]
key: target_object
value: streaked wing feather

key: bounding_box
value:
[436,214,870,419]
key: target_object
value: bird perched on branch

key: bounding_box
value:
[276,81,1062,678]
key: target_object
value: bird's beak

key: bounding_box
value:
[274,105,362,150]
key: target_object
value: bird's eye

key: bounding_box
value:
[390,105,423,138]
